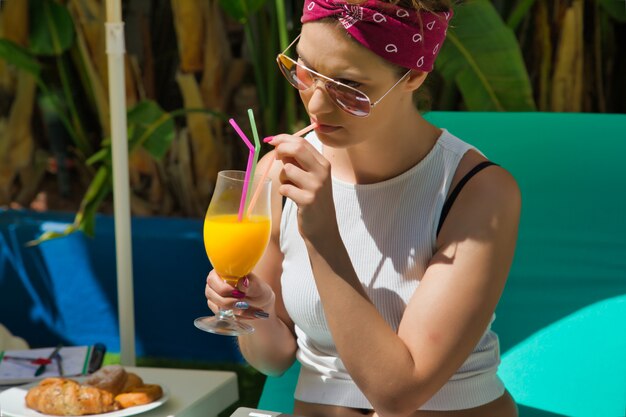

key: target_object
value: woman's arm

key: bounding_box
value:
[269,134,521,417]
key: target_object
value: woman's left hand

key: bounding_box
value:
[266,134,338,244]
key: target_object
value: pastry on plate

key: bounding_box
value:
[25,377,118,415]
[84,364,128,396]
[25,365,164,415]
[115,383,163,408]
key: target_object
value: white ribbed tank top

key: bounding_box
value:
[280,129,505,411]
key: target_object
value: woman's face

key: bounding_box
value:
[297,22,418,147]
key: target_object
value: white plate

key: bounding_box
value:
[0,381,169,417]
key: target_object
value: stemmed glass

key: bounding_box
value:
[194,170,272,336]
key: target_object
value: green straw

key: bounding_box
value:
[246,109,261,212]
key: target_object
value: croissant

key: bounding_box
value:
[25,378,118,416]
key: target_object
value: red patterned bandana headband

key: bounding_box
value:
[301,0,452,72]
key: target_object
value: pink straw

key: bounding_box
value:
[229,118,255,221]
[246,122,318,217]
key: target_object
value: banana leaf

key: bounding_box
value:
[218,0,266,23]
[0,39,87,156]
[176,72,223,201]
[1,0,29,47]
[436,0,536,111]
[29,0,75,56]
[508,0,626,28]
[29,0,92,156]
[506,0,536,30]
[0,39,41,78]
[86,101,175,166]
[27,164,111,245]
[127,101,175,159]
[551,1,584,112]
[171,0,205,72]
[597,0,626,22]
[30,100,226,242]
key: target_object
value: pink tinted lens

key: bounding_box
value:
[325,82,371,117]
[278,55,311,90]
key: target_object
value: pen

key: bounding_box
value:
[55,351,64,376]
[34,344,63,377]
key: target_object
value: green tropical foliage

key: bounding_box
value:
[437,0,536,111]
[0,0,624,234]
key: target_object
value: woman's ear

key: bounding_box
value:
[404,70,428,92]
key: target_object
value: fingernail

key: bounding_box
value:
[263,136,274,143]
[232,289,246,299]
[254,311,270,319]
[234,301,249,310]
[242,277,249,288]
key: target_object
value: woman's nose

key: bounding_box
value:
[304,81,335,116]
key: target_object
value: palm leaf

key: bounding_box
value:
[436,0,536,111]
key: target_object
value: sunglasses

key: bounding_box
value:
[276,35,411,117]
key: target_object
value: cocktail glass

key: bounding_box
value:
[194,170,271,336]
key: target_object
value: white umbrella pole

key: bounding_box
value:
[105,0,136,367]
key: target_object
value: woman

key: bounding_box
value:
[205,1,520,416]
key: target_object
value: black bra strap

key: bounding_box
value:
[436,161,499,237]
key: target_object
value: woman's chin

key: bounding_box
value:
[316,130,349,148]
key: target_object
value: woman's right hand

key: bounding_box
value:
[204,270,276,320]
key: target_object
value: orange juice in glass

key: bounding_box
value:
[194,170,271,336]
[203,214,270,286]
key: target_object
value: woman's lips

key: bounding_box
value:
[315,123,341,134]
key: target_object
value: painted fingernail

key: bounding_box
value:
[242,277,249,288]
[234,301,249,310]
[232,289,246,299]
[254,311,270,319]
[263,136,274,143]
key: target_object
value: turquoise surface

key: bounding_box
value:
[499,295,626,417]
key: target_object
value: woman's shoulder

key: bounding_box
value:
[436,146,521,244]
[454,148,520,203]
[435,126,518,196]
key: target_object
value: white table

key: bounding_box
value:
[0,366,238,417]
[127,366,239,417]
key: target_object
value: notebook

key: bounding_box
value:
[0,344,105,386]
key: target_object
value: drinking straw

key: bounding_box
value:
[246,109,261,211]
[246,122,318,217]
[229,118,254,221]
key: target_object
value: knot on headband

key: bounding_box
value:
[301,0,452,72]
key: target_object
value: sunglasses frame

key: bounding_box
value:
[277,34,412,117]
